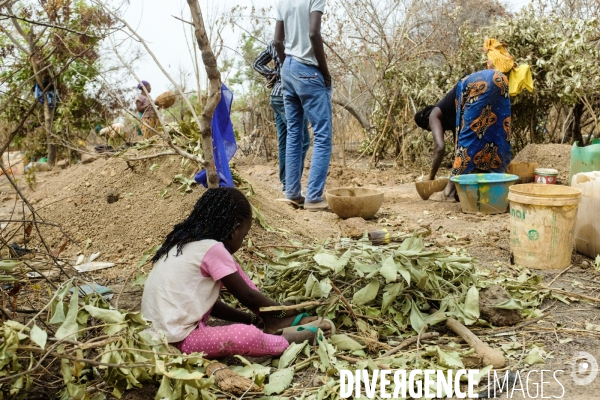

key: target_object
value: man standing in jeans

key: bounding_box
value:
[253,41,311,194]
[275,0,332,212]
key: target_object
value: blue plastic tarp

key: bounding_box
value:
[195,84,237,188]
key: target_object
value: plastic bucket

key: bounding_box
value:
[450,173,519,214]
[534,168,558,184]
[508,184,581,269]
[572,172,600,259]
[569,141,600,184]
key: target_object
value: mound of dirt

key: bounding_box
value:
[22,150,346,271]
[513,144,571,183]
[479,285,522,327]
[30,152,204,263]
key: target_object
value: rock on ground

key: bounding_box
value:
[339,217,369,238]
[81,153,99,164]
[106,189,120,204]
[479,285,522,326]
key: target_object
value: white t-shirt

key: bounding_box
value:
[141,240,237,342]
[275,0,326,66]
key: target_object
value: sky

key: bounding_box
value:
[118,0,270,94]
[119,0,529,95]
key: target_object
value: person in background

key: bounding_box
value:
[275,0,333,212]
[142,188,333,358]
[413,84,460,184]
[253,41,311,194]
[414,38,531,202]
[135,80,159,139]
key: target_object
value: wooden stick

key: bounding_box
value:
[337,310,386,323]
[415,325,427,359]
[544,286,600,303]
[379,332,439,358]
[337,354,388,369]
[530,326,600,336]
[346,333,392,350]
[255,244,312,249]
[259,300,328,312]
[547,265,573,287]
[292,356,318,371]
[330,281,358,319]
[446,317,506,368]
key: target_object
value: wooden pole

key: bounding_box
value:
[446,317,506,368]
[187,0,220,188]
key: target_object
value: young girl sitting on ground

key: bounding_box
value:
[141,187,332,358]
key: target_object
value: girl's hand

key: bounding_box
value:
[220,273,313,332]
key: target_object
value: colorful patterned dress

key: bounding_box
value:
[452,69,511,175]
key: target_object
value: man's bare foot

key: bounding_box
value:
[262,313,316,334]
[281,320,333,344]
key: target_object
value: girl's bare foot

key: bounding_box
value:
[281,320,333,344]
[262,313,316,334]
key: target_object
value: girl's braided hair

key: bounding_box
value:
[152,187,252,262]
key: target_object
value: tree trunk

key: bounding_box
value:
[187,0,220,188]
[570,102,584,145]
[44,102,56,166]
[529,111,535,144]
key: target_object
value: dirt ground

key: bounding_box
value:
[2,143,600,398]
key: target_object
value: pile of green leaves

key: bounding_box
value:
[257,235,548,337]
[0,235,558,400]
[0,279,219,400]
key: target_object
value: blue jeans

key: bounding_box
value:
[281,58,332,202]
[270,96,310,191]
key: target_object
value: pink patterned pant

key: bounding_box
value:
[176,262,289,358]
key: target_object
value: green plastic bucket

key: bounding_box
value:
[450,173,519,214]
[569,141,600,185]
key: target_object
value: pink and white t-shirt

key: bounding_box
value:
[141,240,237,342]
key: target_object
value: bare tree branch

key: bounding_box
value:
[0,12,104,37]
[2,21,30,54]
[333,98,375,133]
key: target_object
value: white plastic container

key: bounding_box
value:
[572,171,600,258]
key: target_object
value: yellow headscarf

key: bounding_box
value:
[484,38,533,96]
[484,38,515,73]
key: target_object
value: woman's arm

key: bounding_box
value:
[428,107,446,180]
